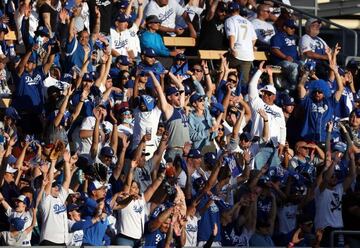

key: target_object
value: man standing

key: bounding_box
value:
[251,4,275,49]
[225,2,257,84]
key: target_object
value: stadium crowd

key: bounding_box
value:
[0,0,359,247]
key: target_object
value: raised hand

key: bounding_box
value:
[258,109,268,121]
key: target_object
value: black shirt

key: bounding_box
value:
[38,3,59,32]
[88,0,113,35]
[198,16,227,50]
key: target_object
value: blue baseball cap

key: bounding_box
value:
[189,93,204,104]
[82,73,94,82]
[332,142,347,153]
[115,13,128,23]
[187,149,202,159]
[228,2,240,11]
[116,55,130,65]
[239,132,252,141]
[140,95,155,111]
[284,19,297,28]
[100,146,115,157]
[35,26,50,37]
[204,152,216,167]
[88,180,107,193]
[351,108,360,117]
[15,195,30,208]
[67,203,80,213]
[142,48,156,57]
[118,0,129,8]
[165,86,180,96]
[28,53,37,63]
[211,102,224,113]
[338,67,346,76]
[282,95,295,106]
[5,107,20,120]
[10,217,25,231]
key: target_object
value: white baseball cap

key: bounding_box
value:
[260,85,277,95]
[6,164,17,173]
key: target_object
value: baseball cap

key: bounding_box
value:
[239,132,252,142]
[15,195,30,208]
[35,26,50,37]
[305,18,321,29]
[260,84,277,95]
[351,108,360,117]
[100,146,115,157]
[67,203,80,213]
[115,13,128,23]
[7,155,17,165]
[217,2,227,11]
[146,15,162,24]
[284,19,297,28]
[116,55,130,65]
[187,149,202,159]
[5,107,20,120]
[28,53,37,63]
[175,53,186,61]
[338,67,346,76]
[10,217,25,231]
[82,73,94,82]
[118,0,129,8]
[165,86,180,96]
[142,48,156,57]
[88,180,107,192]
[204,152,216,167]
[189,93,204,104]
[140,94,155,111]
[228,2,240,11]
[282,95,295,106]
[332,142,347,153]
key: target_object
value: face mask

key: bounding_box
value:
[123,118,133,124]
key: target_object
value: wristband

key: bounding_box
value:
[204,73,210,76]
[264,120,268,122]
[80,100,85,102]
[288,242,295,247]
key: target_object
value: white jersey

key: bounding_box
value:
[110,24,139,57]
[127,25,141,58]
[299,34,328,56]
[314,184,344,229]
[67,220,84,246]
[79,116,113,156]
[39,187,69,244]
[144,0,185,29]
[185,215,198,247]
[277,204,298,234]
[225,14,257,61]
[248,71,287,146]
[115,194,148,239]
[132,106,162,149]
[5,209,33,246]
[251,19,275,45]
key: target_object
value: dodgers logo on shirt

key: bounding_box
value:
[53,204,67,214]
[25,74,42,86]
[133,205,143,213]
[330,192,342,212]
[95,0,111,6]
[311,103,328,114]
[186,223,198,232]
[264,105,281,118]
[210,203,219,213]
[155,234,163,244]
[285,38,296,46]
[159,9,174,22]
[114,39,128,50]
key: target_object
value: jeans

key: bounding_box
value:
[278,60,300,88]
[114,234,140,247]
[254,146,281,169]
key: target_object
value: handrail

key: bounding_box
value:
[269,0,358,56]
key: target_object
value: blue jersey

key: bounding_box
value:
[270,31,299,64]
[197,194,222,243]
[144,228,166,248]
[300,95,337,142]
[82,217,109,245]
[13,66,45,113]
[137,61,165,89]
[65,37,94,73]
[257,195,273,220]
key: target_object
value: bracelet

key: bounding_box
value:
[204,73,210,76]
[264,120,268,122]
[80,100,85,102]
[288,242,295,247]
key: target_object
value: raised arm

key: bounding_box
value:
[144,172,165,202]
[134,0,144,27]
[123,160,137,194]
[149,71,173,119]
[248,62,265,100]
[330,45,344,102]
[168,71,185,107]
[202,60,213,99]
[297,71,309,99]
[112,135,129,180]
[62,149,75,192]
[90,109,102,159]
[54,87,74,127]
[343,146,357,191]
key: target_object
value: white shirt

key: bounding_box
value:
[185,215,198,247]
[5,209,33,246]
[110,24,139,57]
[315,184,344,229]
[251,19,275,45]
[132,106,162,149]
[248,71,287,146]
[225,14,257,61]
[144,0,185,29]
[67,220,83,247]
[39,187,69,244]
[79,116,113,157]
[115,194,147,239]
[118,124,133,136]
[127,25,141,58]
[299,34,328,56]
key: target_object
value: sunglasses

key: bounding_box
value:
[218,127,225,131]
[263,91,274,96]
[313,90,323,95]
[228,78,237,84]
[173,92,180,96]
[193,68,203,73]
[197,98,204,102]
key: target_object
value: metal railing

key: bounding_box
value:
[269,0,358,57]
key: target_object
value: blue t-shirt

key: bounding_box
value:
[82,217,109,245]
[13,66,46,113]
[270,31,299,64]
[300,95,337,142]
[144,227,166,248]
[65,37,94,73]
[137,61,165,89]
[197,194,222,242]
